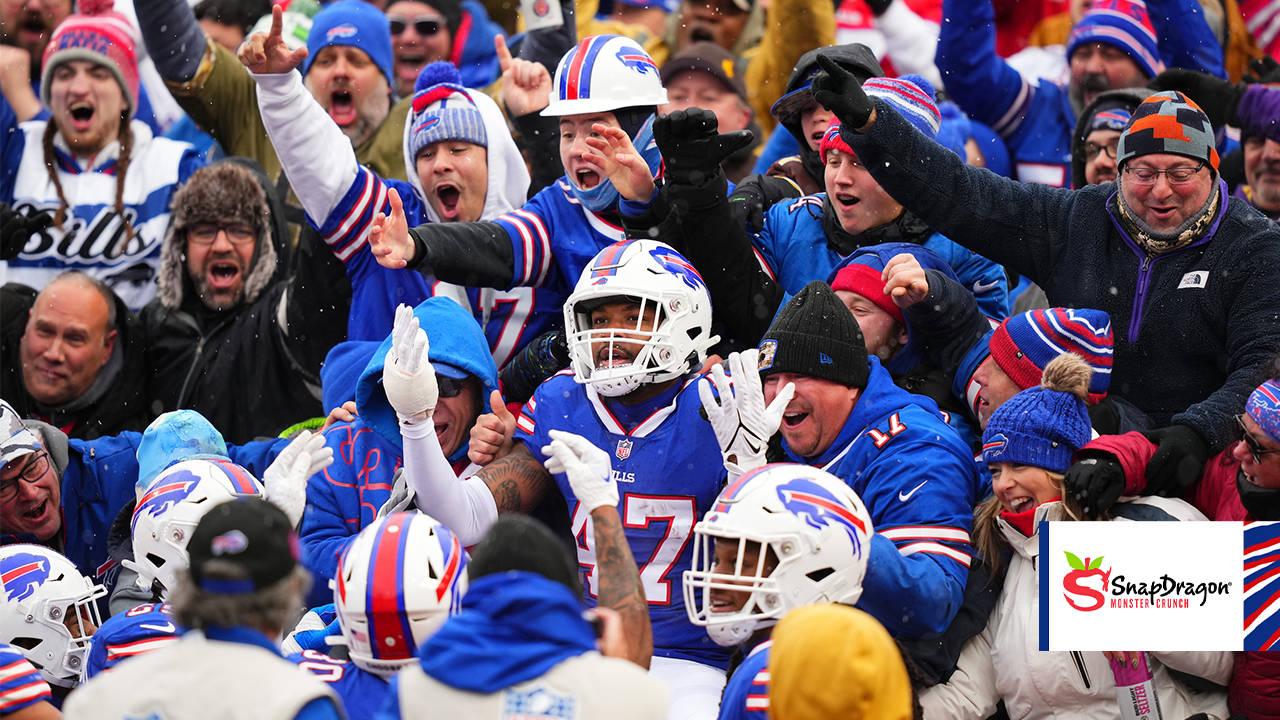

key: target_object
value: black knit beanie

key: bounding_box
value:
[468,515,582,596]
[758,281,869,389]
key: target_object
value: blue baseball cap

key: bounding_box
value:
[302,0,394,88]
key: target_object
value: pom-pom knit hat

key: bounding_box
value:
[41,0,140,119]
[989,308,1113,405]
[1067,0,1166,80]
[982,354,1094,473]
[407,62,488,160]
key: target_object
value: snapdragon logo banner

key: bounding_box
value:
[1039,521,1247,651]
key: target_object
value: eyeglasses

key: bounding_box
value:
[0,451,50,503]
[1122,162,1205,186]
[1084,141,1119,160]
[388,14,444,36]
[437,376,469,398]
[1237,415,1280,464]
[187,224,257,245]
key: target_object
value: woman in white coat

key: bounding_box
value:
[921,353,1233,720]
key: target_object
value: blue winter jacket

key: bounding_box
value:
[789,358,982,638]
[300,298,498,585]
[937,0,1224,188]
[756,196,1011,321]
[455,1,504,88]
[1,422,282,599]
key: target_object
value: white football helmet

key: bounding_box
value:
[565,240,718,397]
[541,34,667,116]
[334,512,468,678]
[0,544,105,687]
[131,458,264,599]
[683,464,875,646]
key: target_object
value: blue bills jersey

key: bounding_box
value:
[288,649,390,720]
[0,642,51,714]
[514,371,732,668]
[718,640,772,720]
[83,602,183,680]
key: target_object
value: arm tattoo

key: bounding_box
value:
[479,443,554,513]
[592,506,653,665]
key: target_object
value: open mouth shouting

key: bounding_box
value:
[596,345,634,369]
[576,168,602,190]
[397,52,427,85]
[782,408,810,429]
[434,182,463,219]
[329,89,356,126]
[1006,494,1036,514]
[207,259,242,291]
[68,102,95,132]
[833,192,859,210]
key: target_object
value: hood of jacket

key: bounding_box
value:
[825,243,964,376]
[157,157,292,312]
[134,409,230,492]
[454,1,505,88]
[320,341,384,417]
[778,45,884,189]
[355,297,498,452]
[1070,87,1153,190]
[418,571,596,694]
[401,81,530,225]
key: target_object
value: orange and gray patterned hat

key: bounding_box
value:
[1117,91,1219,174]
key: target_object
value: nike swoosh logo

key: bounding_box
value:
[899,481,928,503]
[139,622,176,633]
[972,279,1001,294]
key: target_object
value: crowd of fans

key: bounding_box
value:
[2,0,1280,718]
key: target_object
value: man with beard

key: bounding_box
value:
[139,160,348,443]
[937,0,1224,187]
[135,0,410,184]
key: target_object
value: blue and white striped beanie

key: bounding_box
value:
[408,62,488,160]
[863,74,941,139]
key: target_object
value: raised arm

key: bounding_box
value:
[135,0,207,84]
[936,0,1037,138]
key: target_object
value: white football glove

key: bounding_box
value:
[263,429,333,527]
[542,430,618,513]
[383,304,438,422]
[697,350,795,479]
[376,468,416,518]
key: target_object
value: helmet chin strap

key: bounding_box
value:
[706,616,777,647]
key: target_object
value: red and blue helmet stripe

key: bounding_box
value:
[210,459,261,496]
[433,525,466,615]
[559,36,612,101]
[589,240,633,284]
[366,515,415,661]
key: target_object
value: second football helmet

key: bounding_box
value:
[683,464,874,646]
[0,544,105,687]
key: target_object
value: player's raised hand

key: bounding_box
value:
[733,350,793,470]
[238,5,308,75]
[383,304,439,422]
[369,187,415,269]
[496,35,552,117]
[882,253,930,308]
[699,350,792,478]
[469,390,517,466]
[583,124,655,202]
[543,430,617,512]
[263,430,333,527]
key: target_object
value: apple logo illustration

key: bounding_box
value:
[1063,551,1111,612]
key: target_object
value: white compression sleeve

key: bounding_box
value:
[398,417,499,546]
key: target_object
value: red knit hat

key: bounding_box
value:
[829,263,905,326]
[41,0,140,119]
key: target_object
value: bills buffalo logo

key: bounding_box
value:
[1,552,50,602]
[648,248,705,291]
[982,433,1008,459]
[616,49,657,75]
[211,530,249,557]
[414,116,441,135]
[326,24,358,41]
[132,471,201,532]
[615,439,633,461]
[776,479,867,558]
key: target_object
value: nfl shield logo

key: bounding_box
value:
[615,439,633,461]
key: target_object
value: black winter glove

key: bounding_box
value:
[811,54,876,132]
[1064,455,1126,519]
[1141,424,1210,498]
[1148,69,1242,128]
[1,203,52,260]
[653,108,754,187]
[727,175,802,233]
[1243,55,1280,85]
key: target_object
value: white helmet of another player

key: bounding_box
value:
[131,459,264,599]
[334,512,468,678]
[683,464,874,646]
[564,240,718,398]
[0,544,105,687]
[541,35,667,117]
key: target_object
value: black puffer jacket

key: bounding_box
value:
[1,283,152,439]
[846,100,1280,450]
[140,157,349,443]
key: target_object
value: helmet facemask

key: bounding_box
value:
[568,295,684,397]
[1,546,106,687]
[683,531,786,647]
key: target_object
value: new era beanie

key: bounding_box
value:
[758,281,869,389]
[989,308,1113,405]
[1117,90,1220,173]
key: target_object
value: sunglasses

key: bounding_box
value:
[388,13,444,36]
[436,375,469,398]
[1236,414,1280,464]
